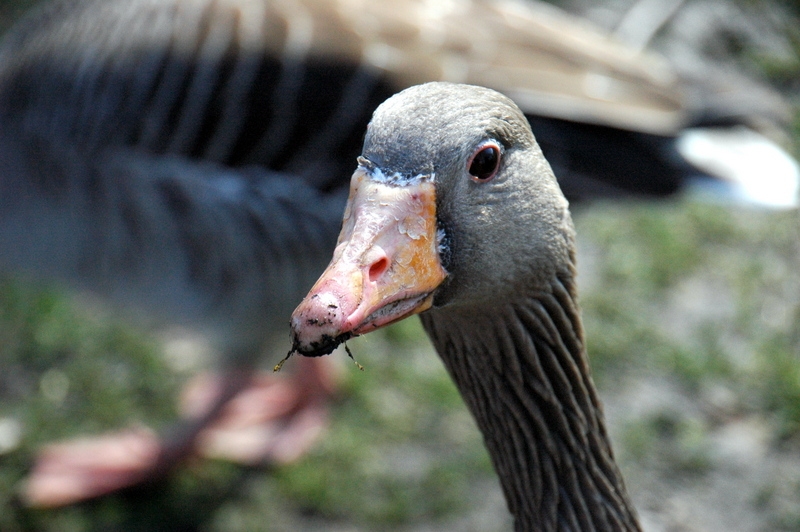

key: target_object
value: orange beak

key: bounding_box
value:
[290,166,448,357]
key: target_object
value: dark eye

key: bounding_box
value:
[468,143,501,182]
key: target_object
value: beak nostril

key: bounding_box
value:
[368,257,389,282]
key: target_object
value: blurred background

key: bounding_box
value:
[0,0,799,530]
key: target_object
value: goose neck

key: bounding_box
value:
[420,272,640,531]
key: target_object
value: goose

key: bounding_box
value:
[291,81,642,531]
[1,0,796,508]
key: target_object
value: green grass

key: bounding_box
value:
[1,199,799,530]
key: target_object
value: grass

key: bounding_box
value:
[0,200,799,530]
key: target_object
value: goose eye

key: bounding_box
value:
[468,143,501,182]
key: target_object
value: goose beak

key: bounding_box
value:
[290,166,448,357]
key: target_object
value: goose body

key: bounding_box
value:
[2,0,796,208]
[0,0,795,508]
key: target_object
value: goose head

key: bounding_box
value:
[291,82,575,354]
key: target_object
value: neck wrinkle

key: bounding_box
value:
[420,270,640,532]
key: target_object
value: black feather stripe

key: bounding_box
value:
[165,0,235,155]
[200,6,265,163]
[136,1,210,152]
[71,53,115,146]
[242,4,309,166]
[280,64,381,180]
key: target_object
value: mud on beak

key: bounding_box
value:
[290,164,448,357]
